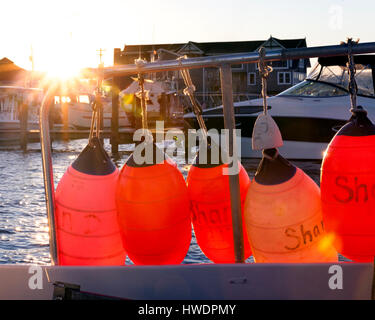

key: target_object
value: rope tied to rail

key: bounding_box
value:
[135,58,149,131]
[345,38,363,114]
[251,47,283,151]
[88,64,105,145]
[178,56,208,138]
[258,47,273,115]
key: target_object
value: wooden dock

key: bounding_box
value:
[0,123,185,148]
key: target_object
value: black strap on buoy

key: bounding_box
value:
[254,148,296,185]
[334,39,375,136]
[338,106,375,136]
[72,137,116,175]
[126,142,166,167]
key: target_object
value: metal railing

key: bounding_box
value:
[41,41,375,265]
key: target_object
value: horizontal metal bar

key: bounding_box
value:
[84,42,375,78]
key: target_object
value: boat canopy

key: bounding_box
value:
[307,55,375,97]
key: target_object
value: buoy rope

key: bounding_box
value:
[258,47,273,116]
[178,56,208,138]
[89,97,98,143]
[89,65,104,144]
[135,58,149,132]
[95,91,103,138]
[345,38,362,114]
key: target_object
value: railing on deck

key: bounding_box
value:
[40,41,375,265]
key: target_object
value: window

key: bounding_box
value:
[278,72,291,85]
[248,72,256,85]
[279,80,347,97]
[299,59,305,69]
[232,64,243,70]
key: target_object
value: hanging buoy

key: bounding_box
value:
[321,108,375,262]
[116,144,192,265]
[187,143,251,263]
[55,137,125,265]
[245,149,337,263]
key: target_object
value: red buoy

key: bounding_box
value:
[321,109,375,262]
[116,144,191,265]
[245,149,337,263]
[55,137,126,265]
[186,146,252,263]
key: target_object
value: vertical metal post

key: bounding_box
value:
[219,63,244,263]
[111,76,119,154]
[40,87,59,265]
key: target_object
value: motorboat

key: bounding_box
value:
[119,79,184,127]
[0,86,43,145]
[55,93,131,130]
[184,55,375,160]
[62,79,183,130]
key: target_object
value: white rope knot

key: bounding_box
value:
[258,47,273,80]
[183,85,196,96]
[251,47,283,151]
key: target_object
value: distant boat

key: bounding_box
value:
[61,79,183,130]
[0,86,43,144]
[184,55,375,160]
[58,93,131,130]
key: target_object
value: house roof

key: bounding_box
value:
[0,57,26,82]
[121,37,308,56]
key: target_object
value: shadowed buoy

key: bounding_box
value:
[321,108,375,262]
[116,143,192,265]
[55,137,126,265]
[187,142,251,263]
[245,148,337,263]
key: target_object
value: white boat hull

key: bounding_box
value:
[238,136,327,160]
[68,104,130,129]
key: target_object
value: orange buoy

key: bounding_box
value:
[245,148,337,263]
[187,151,252,263]
[116,144,191,265]
[321,108,375,262]
[55,137,126,265]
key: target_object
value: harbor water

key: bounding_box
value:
[0,138,327,265]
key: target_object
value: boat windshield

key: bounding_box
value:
[280,62,375,98]
[279,80,347,97]
[310,63,374,97]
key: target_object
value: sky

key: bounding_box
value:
[0,0,373,77]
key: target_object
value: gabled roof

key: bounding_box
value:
[0,57,24,73]
[121,37,308,56]
[0,57,26,82]
[177,41,204,55]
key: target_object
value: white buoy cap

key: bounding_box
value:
[252,113,283,150]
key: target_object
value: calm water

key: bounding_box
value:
[0,139,323,265]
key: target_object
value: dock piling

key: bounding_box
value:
[19,101,28,150]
